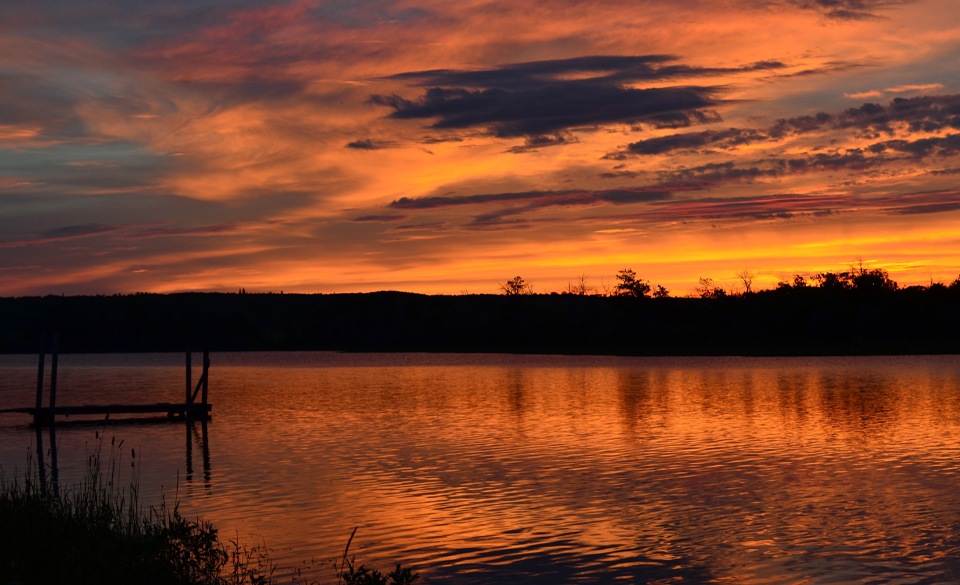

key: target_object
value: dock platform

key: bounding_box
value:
[0,337,212,426]
[0,402,211,420]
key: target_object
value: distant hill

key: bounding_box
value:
[1,288,959,355]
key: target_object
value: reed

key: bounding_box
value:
[335,526,419,585]
[0,434,416,585]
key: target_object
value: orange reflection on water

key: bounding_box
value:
[167,354,960,584]
[4,353,960,583]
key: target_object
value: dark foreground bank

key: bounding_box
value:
[1,287,959,355]
[0,438,418,585]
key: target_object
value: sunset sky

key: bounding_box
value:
[2,0,960,296]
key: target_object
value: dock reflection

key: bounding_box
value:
[185,419,212,489]
[33,419,212,495]
[34,423,58,497]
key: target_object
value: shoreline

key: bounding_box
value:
[2,289,958,356]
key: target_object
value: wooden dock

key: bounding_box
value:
[0,337,212,426]
[0,402,212,420]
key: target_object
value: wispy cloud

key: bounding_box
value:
[845,83,944,99]
[844,90,884,99]
[886,83,945,93]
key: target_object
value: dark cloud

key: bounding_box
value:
[656,134,960,190]
[390,187,673,231]
[1,223,119,249]
[663,162,783,186]
[682,145,908,178]
[372,84,720,138]
[880,189,960,215]
[767,111,835,138]
[372,55,786,138]
[598,170,643,179]
[591,192,855,225]
[774,61,863,78]
[894,201,960,215]
[642,110,723,129]
[637,188,960,223]
[931,167,960,176]
[42,223,117,240]
[391,221,448,232]
[392,191,537,209]
[466,209,533,231]
[873,133,960,157]
[391,187,671,210]
[656,149,901,188]
[584,187,960,226]
[788,0,915,19]
[128,223,240,239]
[352,214,406,222]
[786,150,879,171]
[506,133,579,154]
[600,189,672,204]
[421,136,464,144]
[774,95,960,138]
[623,128,766,155]
[611,94,960,159]
[346,138,400,150]
[386,55,785,89]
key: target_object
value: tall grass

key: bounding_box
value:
[0,434,416,585]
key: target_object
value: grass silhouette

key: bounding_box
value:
[0,434,417,585]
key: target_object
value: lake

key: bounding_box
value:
[2,352,960,584]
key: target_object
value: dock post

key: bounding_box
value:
[35,340,46,426]
[186,351,193,405]
[185,420,194,482]
[48,334,59,424]
[48,422,59,497]
[201,418,211,487]
[35,425,47,489]
[201,349,209,409]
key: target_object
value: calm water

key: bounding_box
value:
[2,352,960,584]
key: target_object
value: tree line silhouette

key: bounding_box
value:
[2,263,959,355]
[505,260,917,299]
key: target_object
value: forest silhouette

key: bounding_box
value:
[3,265,960,355]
